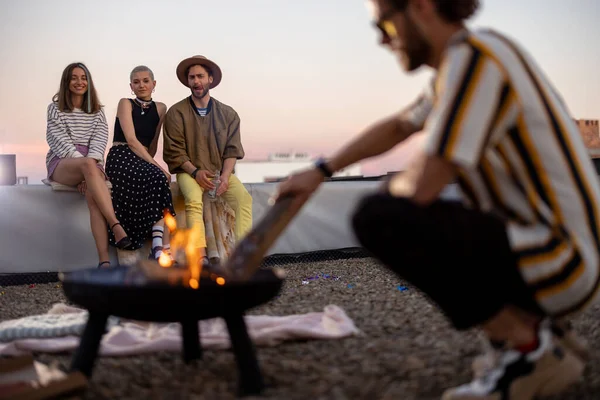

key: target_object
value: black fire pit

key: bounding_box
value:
[60,263,283,396]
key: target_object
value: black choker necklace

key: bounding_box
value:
[134,97,152,115]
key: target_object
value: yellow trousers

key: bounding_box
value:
[176,173,253,249]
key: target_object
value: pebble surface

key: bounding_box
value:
[1,258,599,399]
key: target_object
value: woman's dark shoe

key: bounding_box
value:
[111,222,133,250]
[148,246,163,260]
[98,261,110,269]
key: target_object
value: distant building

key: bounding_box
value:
[235,151,362,183]
[575,118,600,155]
[574,118,600,173]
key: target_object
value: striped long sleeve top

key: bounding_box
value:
[45,102,109,168]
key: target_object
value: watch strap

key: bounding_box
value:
[315,158,333,178]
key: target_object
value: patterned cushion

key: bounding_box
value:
[0,312,119,342]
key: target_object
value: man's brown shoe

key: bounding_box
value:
[443,328,583,400]
[471,319,588,379]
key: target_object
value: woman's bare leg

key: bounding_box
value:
[162,220,170,247]
[85,190,110,265]
[52,157,127,241]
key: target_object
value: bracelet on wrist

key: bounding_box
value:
[191,168,200,179]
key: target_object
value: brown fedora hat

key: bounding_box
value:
[176,55,222,89]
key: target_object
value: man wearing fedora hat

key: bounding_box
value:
[163,55,252,261]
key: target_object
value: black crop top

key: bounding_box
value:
[113,99,160,148]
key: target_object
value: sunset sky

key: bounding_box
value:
[0,0,598,183]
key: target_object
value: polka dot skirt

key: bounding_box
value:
[105,145,176,250]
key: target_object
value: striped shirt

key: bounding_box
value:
[45,102,109,167]
[403,28,600,317]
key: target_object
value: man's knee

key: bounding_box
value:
[351,193,416,245]
[352,193,415,228]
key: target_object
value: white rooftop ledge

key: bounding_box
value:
[0,181,460,274]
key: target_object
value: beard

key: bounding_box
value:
[399,14,432,72]
[191,84,210,100]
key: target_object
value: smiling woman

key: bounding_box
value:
[44,62,134,268]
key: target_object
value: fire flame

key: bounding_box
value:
[187,222,201,289]
[158,253,172,268]
[164,212,177,233]
[160,209,226,289]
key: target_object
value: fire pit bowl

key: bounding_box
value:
[60,264,284,397]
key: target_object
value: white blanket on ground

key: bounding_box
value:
[0,304,360,357]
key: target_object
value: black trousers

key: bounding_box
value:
[351,193,545,330]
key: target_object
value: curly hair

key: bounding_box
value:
[389,0,480,23]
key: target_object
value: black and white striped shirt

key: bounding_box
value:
[45,102,109,167]
[403,28,600,317]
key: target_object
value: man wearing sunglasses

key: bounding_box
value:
[275,0,597,398]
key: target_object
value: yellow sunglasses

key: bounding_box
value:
[374,9,400,39]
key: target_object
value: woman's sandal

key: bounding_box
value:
[111,222,133,250]
[98,261,110,269]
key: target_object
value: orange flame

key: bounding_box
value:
[159,213,228,289]
[186,223,202,289]
[164,212,177,233]
[158,253,172,268]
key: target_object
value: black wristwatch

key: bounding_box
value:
[191,168,200,179]
[314,158,333,178]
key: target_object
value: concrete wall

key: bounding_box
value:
[0,181,462,274]
[0,182,372,274]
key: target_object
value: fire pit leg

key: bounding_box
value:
[181,319,202,363]
[70,312,109,377]
[224,313,264,396]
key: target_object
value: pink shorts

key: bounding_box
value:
[47,144,106,180]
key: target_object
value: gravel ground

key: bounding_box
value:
[1,258,599,400]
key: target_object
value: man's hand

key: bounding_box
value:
[216,174,229,196]
[77,181,87,196]
[387,172,416,198]
[195,170,216,190]
[386,152,457,206]
[272,168,324,205]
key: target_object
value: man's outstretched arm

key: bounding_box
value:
[274,111,422,205]
[326,115,419,173]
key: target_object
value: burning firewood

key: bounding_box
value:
[141,194,299,287]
